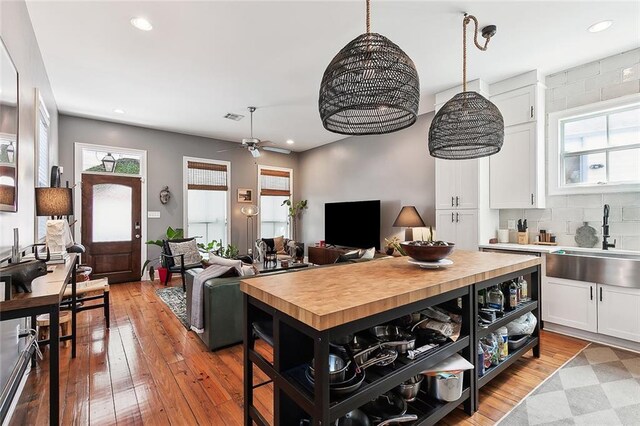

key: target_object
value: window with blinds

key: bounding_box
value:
[185,159,229,247]
[36,97,50,241]
[187,161,228,191]
[259,167,292,239]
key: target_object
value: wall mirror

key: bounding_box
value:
[0,37,18,212]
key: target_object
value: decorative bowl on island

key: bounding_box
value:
[400,241,455,262]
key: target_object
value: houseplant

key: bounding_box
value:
[141,226,184,281]
[281,199,308,242]
[198,239,240,259]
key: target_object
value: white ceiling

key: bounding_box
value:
[26,1,639,152]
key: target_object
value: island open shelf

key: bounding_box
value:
[241,250,541,425]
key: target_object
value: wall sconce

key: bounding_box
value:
[159,186,171,204]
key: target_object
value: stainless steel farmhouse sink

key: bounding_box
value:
[546,250,640,289]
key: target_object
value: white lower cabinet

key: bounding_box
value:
[544,277,597,333]
[544,277,640,343]
[597,284,640,342]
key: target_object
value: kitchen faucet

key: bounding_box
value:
[602,204,616,250]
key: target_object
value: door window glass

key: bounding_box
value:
[92,183,132,242]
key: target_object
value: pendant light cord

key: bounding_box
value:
[366,0,371,33]
[462,13,492,92]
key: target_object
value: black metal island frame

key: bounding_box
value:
[240,250,541,425]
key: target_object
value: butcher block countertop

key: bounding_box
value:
[240,250,541,331]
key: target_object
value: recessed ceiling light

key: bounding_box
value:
[588,20,613,33]
[113,108,125,114]
[130,17,153,31]
[286,139,295,145]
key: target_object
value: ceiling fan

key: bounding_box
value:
[218,106,291,158]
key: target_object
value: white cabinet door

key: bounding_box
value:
[491,85,535,127]
[435,160,458,210]
[543,277,597,332]
[435,210,457,244]
[598,284,640,342]
[490,123,536,209]
[455,210,479,251]
[456,159,479,209]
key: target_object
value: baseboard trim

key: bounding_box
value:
[544,322,640,353]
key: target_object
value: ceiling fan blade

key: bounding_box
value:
[262,146,291,155]
[250,148,262,158]
[217,145,245,153]
[259,140,275,146]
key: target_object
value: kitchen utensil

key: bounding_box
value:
[361,392,407,421]
[335,409,370,426]
[575,222,598,248]
[370,326,415,354]
[308,354,348,383]
[400,242,455,262]
[305,363,366,396]
[396,375,423,402]
[517,219,523,232]
[344,344,361,375]
[407,259,454,269]
[426,371,464,402]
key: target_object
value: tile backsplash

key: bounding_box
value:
[500,193,640,250]
[499,49,640,252]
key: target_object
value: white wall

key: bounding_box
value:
[500,49,640,250]
[298,113,436,250]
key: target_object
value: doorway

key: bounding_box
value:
[81,174,142,283]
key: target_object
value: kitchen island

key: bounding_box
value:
[241,250,541,425]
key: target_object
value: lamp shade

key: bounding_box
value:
[241,204,259,217]
[0,184,15,205]
[35,187,73,217]
[393,206,426,228]
[319,32,420,136]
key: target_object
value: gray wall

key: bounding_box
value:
[58,115,299,261]
[298,113,436,251]
[0,0,59,400]
[499,49,640,250]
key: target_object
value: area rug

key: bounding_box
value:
[499,343,640,425]
[155,287,189,329]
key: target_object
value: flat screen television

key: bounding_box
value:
[325,200,381,250]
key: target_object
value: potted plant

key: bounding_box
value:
[281,199,308,242]
[384,236,401,255]
[141,226,184,281]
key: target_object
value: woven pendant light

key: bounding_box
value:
[428,14,504,160]
[319,0,420,135]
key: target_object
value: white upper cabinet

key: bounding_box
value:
[435,159,479,210]
[489,72,545,209]
[435,209,479,251]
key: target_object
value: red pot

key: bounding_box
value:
[157,267,172,283]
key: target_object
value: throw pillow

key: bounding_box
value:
[261,238,275,252]
[168,240,202,267]
[335,250,361,263]
[273,236,285,254]
[360,247,376,260]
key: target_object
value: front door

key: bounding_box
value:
[81,174,142,283]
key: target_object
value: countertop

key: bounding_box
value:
[240,250,541,331]
[479,243,640,256]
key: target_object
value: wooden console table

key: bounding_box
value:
[0,254,78,425]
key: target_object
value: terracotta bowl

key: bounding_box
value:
[400,242,455,262]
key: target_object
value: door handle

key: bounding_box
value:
[451,196,455,207]
[599,287,603,302]
[456,213,459,223]
[456,196,459,207]
[590,286,593,300]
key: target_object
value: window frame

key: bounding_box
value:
[548,93,640,195]
[182,156,231,247]
[35,90,50,241]
[257,165,293,239]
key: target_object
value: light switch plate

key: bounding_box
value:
[508,220,516,230]
[148,211,161,219]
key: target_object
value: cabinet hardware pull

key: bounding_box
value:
[456,213,459,223]
[590,286,593,300]
[452,196,455,207]
[530,106,534,118]
[599,287,603,302]
[531,193,534,205]
[456,196,459,207]
[451,212,454,223]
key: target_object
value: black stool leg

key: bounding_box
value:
[104,291,110,329]
[181,273,186,292]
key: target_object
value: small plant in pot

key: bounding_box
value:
[141,226,184,280]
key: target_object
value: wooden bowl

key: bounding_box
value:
[400,242,455,262]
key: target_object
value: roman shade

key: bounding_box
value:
[187,161,228,191]
[260,168,291,196]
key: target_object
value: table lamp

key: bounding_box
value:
[393,206,426,241]
[35,187,74,254]
[241,204,259,259]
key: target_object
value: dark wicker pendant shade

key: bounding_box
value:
[428,91,504,159]
[319,32,420,135]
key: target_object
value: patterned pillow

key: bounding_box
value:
[167,240,202,267]
[273,236,286,254]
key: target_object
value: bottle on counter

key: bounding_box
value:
[478,288,486,307]
[508,280,519,310]
[518,276,529,301]
[478,342,485,377]
[497,327,509,361]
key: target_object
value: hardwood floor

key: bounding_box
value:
[9,280,588,425]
